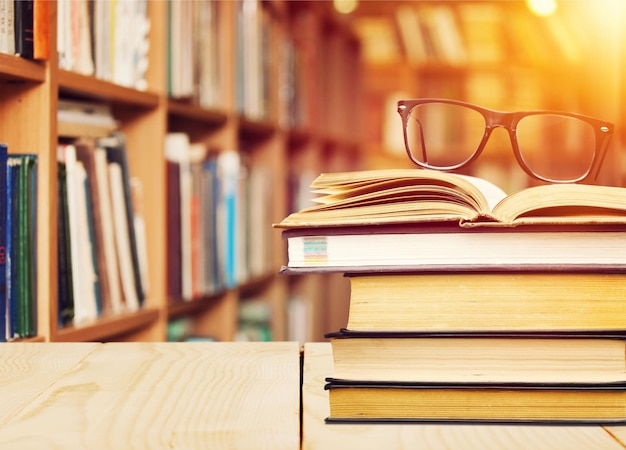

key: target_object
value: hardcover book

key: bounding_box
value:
[100,132,144,306]
[0,143,6,341]
[275,168,626,229]
[327,330,626,384]
[341,272,626,332]
[324,378,626,424]
[279,223,626,271]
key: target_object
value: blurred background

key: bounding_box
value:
[346,0,625,190]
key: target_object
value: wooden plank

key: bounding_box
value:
[0,54,45,82]
[53,308,160,342]
[0,342,301,449]
[302,342,626,450]
[0,343,100,425]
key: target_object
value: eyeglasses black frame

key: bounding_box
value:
[397,98,615,183]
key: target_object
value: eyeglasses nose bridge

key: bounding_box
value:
[484,111,515,130]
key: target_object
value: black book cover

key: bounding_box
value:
[14,0,34,58]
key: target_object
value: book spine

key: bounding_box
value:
[14,0,34,59]
[6,158,18,339]
[166,159,182,301]
[57,161,75,327]
[102,133,144,306]
[0,143,6,342]
[33,0,50,60]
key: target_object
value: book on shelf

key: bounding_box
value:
[324,378,626,424]
[340,272,626,333]
[57,133,145,327]
[0,144,5,341]
[57,99,119,139]
[14,0,33,59]
[93,145,123,315]
[107,160,140,313]
[327,329,626,385]
[100,132,145,307]
[33,0,50,60]
[167,0,221,106]
[74,138,111,317]
[129,177,150,303]
[56,161,75,327]
[165,157,183,301]
[165,132,221,302]
[275,169,626,271]
[59,144,100,324]
[58,0,150,89]
[0,0,16,56]
[4,154,38,340]
[3,0,52,60]
[164,134,276,301]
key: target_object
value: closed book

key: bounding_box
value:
[324,378,626,424]
[14,0,33,58]
[100,132,144,306]
[6,158,19,338]
[12,154,37,337]
[94,146,123,315]
[108,162,140,312]
[62,145,98,324]
[75,139,110,316]
[166,159,182,301]
[0,143,6,341]
[342,272,626,332]
[33,0,50,59]
[57,161,75,327]
[327,329,626,384]
[279,223,626,272]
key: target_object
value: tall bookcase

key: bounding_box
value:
[0,0,362,343]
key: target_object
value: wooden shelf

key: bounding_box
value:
[167,100,229,126]
[0,53,46,83]
[58,70,160,109]
[53,308,161,342]
[168,293,227,320]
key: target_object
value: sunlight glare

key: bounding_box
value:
[526,0,558,17]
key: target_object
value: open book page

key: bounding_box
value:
[490,183,626,225]
[455,174,507,211]
[276,169,493,227]
[275,168,626,229]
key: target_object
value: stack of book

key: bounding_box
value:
[275,168,626,424]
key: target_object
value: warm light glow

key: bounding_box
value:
[334,0,358,15]
[526,0,558,16]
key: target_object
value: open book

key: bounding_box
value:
[275,169,626,229]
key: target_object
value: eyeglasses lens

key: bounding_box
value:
[516,114,596,182]
[406,103,486,169]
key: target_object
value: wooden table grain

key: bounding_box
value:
[302,342,626,450]
[0,342,301,450]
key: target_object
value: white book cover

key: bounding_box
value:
[62,145,89,324]
[94,147,123,314]
[108,162,139,312]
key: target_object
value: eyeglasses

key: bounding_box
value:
[397,98,614,183]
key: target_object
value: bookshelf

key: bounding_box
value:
[0,0,362,343]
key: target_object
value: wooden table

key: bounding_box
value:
[0,342,300,449]
[4,341,626,449]
[302,343,626,450]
